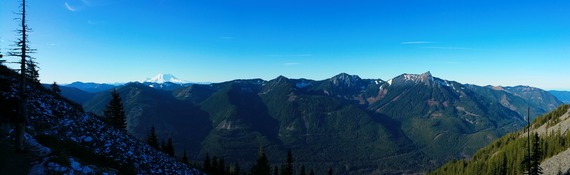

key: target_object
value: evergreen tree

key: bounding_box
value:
[309,169,315,175]
[164,137,175,156]
[282,149,294,175]
[328,167,333,175]
[557,126,563,149]
[251,146,271,175]
[182,149,189,165]
[299,165,306,175]
[50,82,61,94]
[161,139,167,152]
[25,57,39,83]
[104,89,127,131]
[212,156,219,175]
[204,153,212,173]
[219,157,226,175]
[530,133,543,175]
[499,155,507,175]
[234,163,241,175]
[146,125,159,149]
[0,44,4,64]
[273,166,279,175]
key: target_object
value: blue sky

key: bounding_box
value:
[1,0,569,90]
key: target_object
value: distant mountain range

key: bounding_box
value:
[65,82,117,93]
[58,71,565,174]
[1,65,200,174]
[144,73,189,84]
[549,90,570,103]
[62,73,198,92]
[62,74,570,104]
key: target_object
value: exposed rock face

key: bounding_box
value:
[539,108,570,175]
[541,148,570,175]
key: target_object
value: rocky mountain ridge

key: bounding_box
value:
[72,71,562,174]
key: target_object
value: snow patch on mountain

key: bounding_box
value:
[296,81,311,88]
[373,80,383,85]
[144,73,189,84]
[437,79,450,87]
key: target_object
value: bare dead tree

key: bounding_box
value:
[8,0,36,152]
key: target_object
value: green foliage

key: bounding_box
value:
[146,126,159,150]
[282,149,294,175]
[430,105,570,175]
[234,163,241,175]
[104,89,127,131]
[532,104,570,129]
[273,166,279,175]
[219,157,226,175]
[51,82,61,94]
[181,149,189,165]
[164,137,175,156]
[79,74,561,174]
[84,83,212,157]
[299,165,306,175]
[25,58,39,83]
[212,156,219,174]
[204,153,212,173]
[0,47,4,64]
[202,153,242,175]
[530,133,543,175]
[251,147,271,175]
[160,139,166,153]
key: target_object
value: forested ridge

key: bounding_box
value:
[74,71,563,174]
[430,104,570,175]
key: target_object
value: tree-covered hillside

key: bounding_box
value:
[77,72,561,174]
[430,104,570,175]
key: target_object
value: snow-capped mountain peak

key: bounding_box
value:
[144,73,188,84]
[385,71,434,86]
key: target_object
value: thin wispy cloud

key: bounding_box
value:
[401,41,432,45]
[66,0,117,12]
[64,2,79,12]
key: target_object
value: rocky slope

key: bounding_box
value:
[535,106,570,175]
[0,65,201,174]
